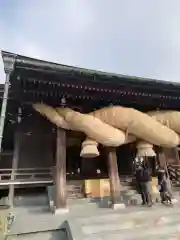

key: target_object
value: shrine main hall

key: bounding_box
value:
[0,50,180,213]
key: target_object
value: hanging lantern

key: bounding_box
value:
[136,141,156,157]
[80,139,99,158]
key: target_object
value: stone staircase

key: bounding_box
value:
[47,185,143,210]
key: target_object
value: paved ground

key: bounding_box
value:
[3,195,180,240]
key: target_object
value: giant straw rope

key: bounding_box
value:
[33,103,180,158]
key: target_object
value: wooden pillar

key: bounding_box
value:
[54,128,68,213]
[8,131,20,207]
[157,147,166,168]
[8,107,22,207]
[174,147,180,164]
[107,147,125,209]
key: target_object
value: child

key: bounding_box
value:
[158,169,172,204]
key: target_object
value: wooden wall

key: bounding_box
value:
[17,114,55,169]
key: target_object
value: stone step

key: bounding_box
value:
[7,191,180,239]
[76,204,180,225]
[9,213,66,235]
[6,229,66,240]
[11,206,180,235]
[47,185,141,208]
[2,194,49,207]
[9,219,180,240]
[68,209,180,240]
[91,222,180,240]
[10,229,177,240]
[81,212,180,235]
[14,195,49,207]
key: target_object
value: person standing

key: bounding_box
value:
[135,165,145,205]
[140,164,153,206]
[135,164,153,206]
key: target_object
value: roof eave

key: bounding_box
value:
[1,50,180,88]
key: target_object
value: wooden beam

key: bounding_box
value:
[54,128,68,212]
[107,147,124,209]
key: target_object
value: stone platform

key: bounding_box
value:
[3,193,180,240]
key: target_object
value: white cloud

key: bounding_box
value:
[1,0,180,83]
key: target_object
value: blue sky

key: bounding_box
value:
[0,0,180,83]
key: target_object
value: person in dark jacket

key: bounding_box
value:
[136,165,153,206]
[135,165,145,205]
[142,165,153,206]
